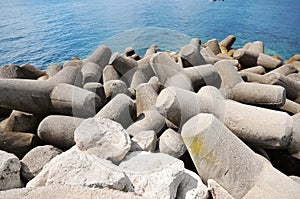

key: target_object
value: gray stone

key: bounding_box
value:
[95,93,136,129]
[4,110,43,133]
[0,64,26,79]
[126,108,166,137]
[177,169,209,199]
[21,145,62,182]
[0,150,23,190]
[26,146,132,191]
[131,130,157,152]
[150,53,192,90]
[159,128,186,158]
[119,151,185,199]
[37,115,84,150]
[74,118,131,164]
[20,64,46,79]
[182,113,300,198]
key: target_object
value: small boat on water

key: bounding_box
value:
[209,0,224,2]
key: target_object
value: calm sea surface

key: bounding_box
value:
[0,0,299,69]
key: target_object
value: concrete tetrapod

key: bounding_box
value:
[150,53,192,90]
[182,113,300,199]
[81,62,102,85]
[233,49,282,69]
[183,64,221,91]
[85,45,112,67]
[215,60,286,106]
[156,86,293,149]
[135,83,158,116]
[50,83,101,118]
[240,71,300,103]
[37,115,84,150]
[95,93,136,129]
[219,35,236,50]
[179,44,207,67]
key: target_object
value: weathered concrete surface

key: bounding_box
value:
[37,115,84,150]
[177,169,209,199]
[27,146,132,191]
[0,150,23,190]
[0,185,146,199]
[0,131,42,158]
[159,128,186,158]
[126,108,166,137]
[119,151,185,199]
[95,93,136,128]
[130,130,157,152]
[150,53,192,90]
[208,179,234,199]
[21,145,62,182]
[182,113,300,199]
[74,118,131,164]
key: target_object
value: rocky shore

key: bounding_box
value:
[0,35,300,198]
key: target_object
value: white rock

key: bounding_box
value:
[208,179,234,199]
[74,118,131,164]
[159,128,186,158]
[0,185,144,199]
[0,150,23,190]
[177,169,209,199]
[26,146,132,191]
[21,145,62,181]
[119,151,185,199]
[131,130,157,152]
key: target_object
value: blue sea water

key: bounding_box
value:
[0,0,299,70]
